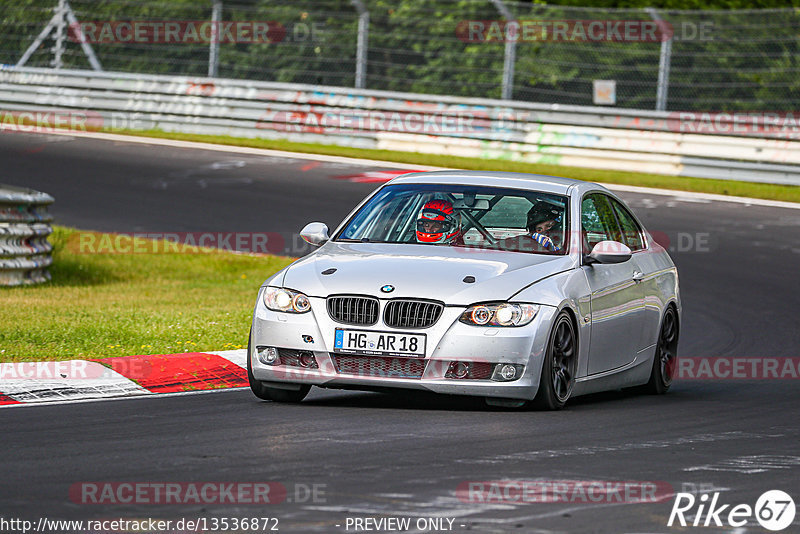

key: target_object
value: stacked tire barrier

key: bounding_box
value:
[0,185,54,286]
[1,66,799,185]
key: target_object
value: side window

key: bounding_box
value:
[581,194,622,254]
[610,198,645,251]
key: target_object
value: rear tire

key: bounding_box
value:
[247,332,311,403]
[643,306,679,395]
[531,311,577,410]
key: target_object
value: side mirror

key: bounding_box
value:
[586,240,632,264]
[300,222,330,247]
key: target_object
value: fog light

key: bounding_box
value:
[446,361,493,380]
[257,346,279,365]
[491,363,524,382]
[298,351,317,368]
[499,364,517,380]
[452,362,470,378]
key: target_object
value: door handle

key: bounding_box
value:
[632,271,645,283]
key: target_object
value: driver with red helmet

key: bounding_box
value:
[416,199,464,245]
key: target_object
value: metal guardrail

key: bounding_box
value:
[1,66,799,185]
[0,184,54,287]
[4,1,799,111]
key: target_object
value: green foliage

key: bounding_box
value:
[550,0,800,8]
[1,1,797,110]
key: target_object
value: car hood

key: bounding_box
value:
[280,242,574,305]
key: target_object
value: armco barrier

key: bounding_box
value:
[0,185,54,286]
[1,66,799,185]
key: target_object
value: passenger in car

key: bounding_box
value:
[496,202,564,253]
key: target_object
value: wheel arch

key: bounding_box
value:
[533,301,582,381]
[663,299,680,336]
[558,303,580,350]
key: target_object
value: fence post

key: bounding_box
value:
[350,0,369,89]
[52,0,67,69]
[18,0,103,71]
[647,7,672,111]
[208,0,222,77]
[489,0,516,100]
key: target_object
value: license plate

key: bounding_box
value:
[333,329,426,357]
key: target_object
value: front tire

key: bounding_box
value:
[643,306,679,394]
[247,332,311,403]
[531,311,577,410]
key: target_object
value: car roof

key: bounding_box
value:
[387,170,608,196]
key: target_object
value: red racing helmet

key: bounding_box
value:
[416,199,461,244]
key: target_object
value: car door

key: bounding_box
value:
[581,193,646,375]
[608,196,662,351]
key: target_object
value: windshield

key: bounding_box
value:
[335,183,569,255]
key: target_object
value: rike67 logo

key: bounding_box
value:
[668,490,795,531]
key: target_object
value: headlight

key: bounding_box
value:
[263,287,312,313]
[460,303,539,327]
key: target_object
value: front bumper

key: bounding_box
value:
[250,292,557,401]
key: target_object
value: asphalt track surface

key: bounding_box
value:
[2,132,799,534]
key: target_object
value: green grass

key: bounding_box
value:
[116,128,800,204]
[0,227,294,362]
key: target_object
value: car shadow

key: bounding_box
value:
[293,380,744,412]
[302,388,496,412]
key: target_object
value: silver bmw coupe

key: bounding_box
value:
[248,171,680,409]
